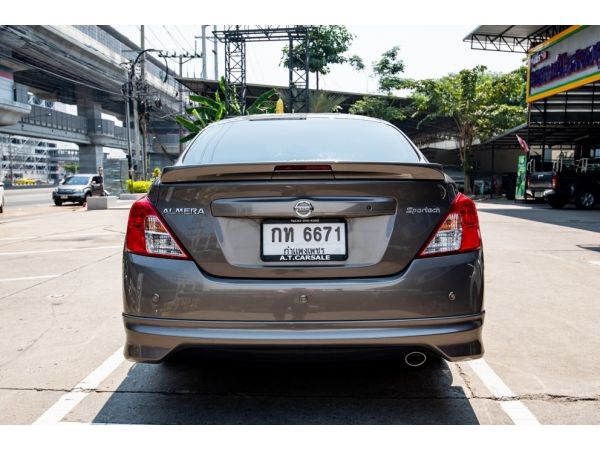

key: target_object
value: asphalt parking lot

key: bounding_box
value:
[0,191,599,425]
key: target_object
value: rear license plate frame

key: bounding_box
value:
[261,218,348,262]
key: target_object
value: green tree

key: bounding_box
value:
[411,65,526,193]
[277,89,347,113]
[175,77,277,143]
[281,26,364,90]
[349,96,407,122]
[349,46,410,121]
[372,46,409,94]
[62,163,79,174]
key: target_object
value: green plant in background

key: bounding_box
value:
[63,163,79,174]
[350,46,412,122]
[127,179,153,193]
[280,26,364,91]
[175,77,277,143]
[276,90,347,113]
[152,167,161,179]
[309,92,346,113]
[410,65,527,193]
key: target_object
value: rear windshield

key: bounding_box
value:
[181,117,421,165]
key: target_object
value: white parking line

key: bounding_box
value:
[467,359,540,425]
[0,275,60,282]
[33,347,125,425]
[0,236,38,241]
[0,233,121,243]
[43,233,123,239]
[0,246,121,256]
[588,260,600,266]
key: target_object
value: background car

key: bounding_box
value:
[52,174,104,206]
[122,114,484,366]
[442,164,465,192]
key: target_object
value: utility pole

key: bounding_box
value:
[213,25,218,80]
[140,25,149,179]
[179,55,184,154]
[201,25,208,79]
[131,64,141,181]
[159,51,202,155]
[124,79,133,179]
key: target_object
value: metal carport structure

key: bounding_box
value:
[466,26,600,196]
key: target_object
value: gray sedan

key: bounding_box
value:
[122,114,484,366]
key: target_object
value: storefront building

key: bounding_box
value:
[464,26,600,197]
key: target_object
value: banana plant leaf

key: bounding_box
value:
[247,89,278,114]
[175,116,200,133]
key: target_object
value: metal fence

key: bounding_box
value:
[21,105,87,133]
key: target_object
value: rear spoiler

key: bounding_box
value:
[160,162,445,183]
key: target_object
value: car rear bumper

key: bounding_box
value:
[123,313,484,363]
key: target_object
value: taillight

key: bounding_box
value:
[551,175,557,189]
[418,193,481,257]
[125,196,190,259]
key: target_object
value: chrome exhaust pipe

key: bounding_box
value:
[404,351,427,367]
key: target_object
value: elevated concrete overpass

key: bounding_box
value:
[0,25,183,175]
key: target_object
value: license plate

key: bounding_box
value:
[60,195,68,199]
[261,219,347,262]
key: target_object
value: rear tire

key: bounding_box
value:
[547,196,566,209]
[575,190,596,210]
[54,199,62,206]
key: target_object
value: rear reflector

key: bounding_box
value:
[125,196,189,259]
[418,193,481,257]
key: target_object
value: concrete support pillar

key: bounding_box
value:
[78,145,104,173]
[76,87,104,173]
[76,87,102,121]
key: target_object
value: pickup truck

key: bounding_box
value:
[527,171,555,201]
[533,158,600,209]
[544,159,600,209]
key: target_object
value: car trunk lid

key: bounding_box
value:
[152,162,454,279]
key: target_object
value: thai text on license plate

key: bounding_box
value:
[261,219,347,262]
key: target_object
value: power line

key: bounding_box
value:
[2,53,125,97]
[145,26,169,51]
[162,25,189,54]
[173,26,196,54]
[137,25,159,51]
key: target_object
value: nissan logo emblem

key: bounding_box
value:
[294,200,314,218]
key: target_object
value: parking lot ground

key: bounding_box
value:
[0,198,599,424]
[456,199,600,423]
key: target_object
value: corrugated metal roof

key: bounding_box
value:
[463,25,570,53]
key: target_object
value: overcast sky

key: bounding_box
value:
[115,25,525,95]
